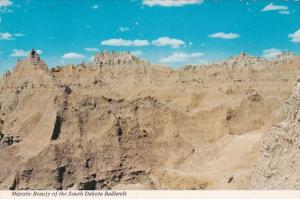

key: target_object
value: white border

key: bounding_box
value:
[0,190,299,199]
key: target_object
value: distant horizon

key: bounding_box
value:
[1,49,298,75]
[0,0,300,73]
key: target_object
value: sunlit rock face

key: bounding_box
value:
[251,81,300,189]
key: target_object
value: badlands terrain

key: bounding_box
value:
[0,50,299,190]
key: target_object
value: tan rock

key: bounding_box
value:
[0,51,299,190]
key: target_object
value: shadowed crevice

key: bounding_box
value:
[51,115,63,140]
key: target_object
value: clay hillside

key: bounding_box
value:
[0,50,299,190]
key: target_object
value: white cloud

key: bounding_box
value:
[10,49,42,57]
[0,0,13,7]
[0,32,15,40]
[278,10,290,15]
[119,26,130,32]
[0,32,25,40]
[208,32,240,39]
[261,3,288,12]
[152,37,185,48]
[130,50,142,56]
[92,4,99,9]
[101,39,150,46]
[159,52,203,63]
[289,28,300,43]
[100,37,186,48]
[35,50,42,54]
[14,33,25,37]
[62,52,85,59]
[195,59,208,64]
[262,48,283,59]
[143,0,203,7]
[89,56,94,62]
[84,47,99,52]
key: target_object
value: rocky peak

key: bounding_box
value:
[228,52,262,63]
[93,51,141,66]
[13,49,48,73]
[276,51,294,62]
[28,49,41,64]
[183,51,296,72]
[2,49,52,84]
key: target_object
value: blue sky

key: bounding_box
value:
[0,0,300,72]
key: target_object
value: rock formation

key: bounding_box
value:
[0,51,299,190]
[251,79,300,189]
[94,51,142,66]
[183,52,294,72]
